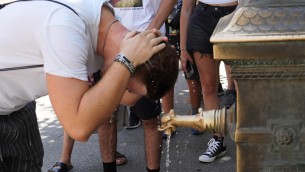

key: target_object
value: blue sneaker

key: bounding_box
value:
[191,128,203,135]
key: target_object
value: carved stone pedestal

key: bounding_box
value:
[211,1,305,171]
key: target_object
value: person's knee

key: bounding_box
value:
[201,81,217,95]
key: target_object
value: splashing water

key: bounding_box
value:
[165,134,171,172]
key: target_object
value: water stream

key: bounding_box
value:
[165,134,171,172]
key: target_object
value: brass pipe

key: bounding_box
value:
[159,107,229,136]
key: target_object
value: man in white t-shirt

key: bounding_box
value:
[49,1,178,172]
[0,0,179,171]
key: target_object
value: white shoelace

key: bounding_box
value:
[204,138,221,155]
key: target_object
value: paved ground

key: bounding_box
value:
[37,62,236,172]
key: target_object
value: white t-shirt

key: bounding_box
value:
[109,0,165,35]
[0,0,108,115]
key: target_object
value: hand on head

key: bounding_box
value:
[120,29,167,67]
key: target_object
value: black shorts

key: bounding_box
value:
[130,97,161,120]
[187,2,236,54]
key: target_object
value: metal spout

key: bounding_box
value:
[159,107,232,137]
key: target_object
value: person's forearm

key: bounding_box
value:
[76,63,130,136]
[180,0,194,50]
[147,0,177,30]
[48,63,131,142]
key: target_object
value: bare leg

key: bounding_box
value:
[186,79,201,110]
[187,79,203,135]
[194,52,219,110]
[161,86,174,114]
[194,52,223,138]
[59,130,74,165]
[98,118,117,163]
[225,64,235,90]
[142,117,162,170]
[161,87,176,139]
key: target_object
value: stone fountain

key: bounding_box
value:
[159,0,305,171]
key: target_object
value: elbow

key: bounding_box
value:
[72,133,90,142]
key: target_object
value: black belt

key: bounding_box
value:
[0,65,43,72]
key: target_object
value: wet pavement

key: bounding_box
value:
[37,62,236,172]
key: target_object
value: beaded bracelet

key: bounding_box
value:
[114,53,135,74]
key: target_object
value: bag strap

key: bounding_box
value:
[0,0,78,16]
[0,65,44,72]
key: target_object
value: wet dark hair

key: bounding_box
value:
[133,43,179,100]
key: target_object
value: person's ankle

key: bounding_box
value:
[59,159,71,165]
[147,167,160,172]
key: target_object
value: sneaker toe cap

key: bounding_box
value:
[199,155,215,162]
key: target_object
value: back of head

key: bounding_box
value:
[134,43,179,100]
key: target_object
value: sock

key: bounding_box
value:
[147,167,160,172]
[213,135,224,142]
[103,161,116,172]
